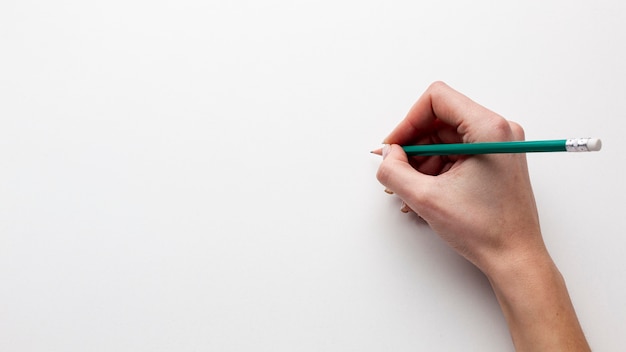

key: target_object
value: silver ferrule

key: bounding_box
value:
[565,138,592,152]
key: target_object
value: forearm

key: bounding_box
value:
[486,249,590,351]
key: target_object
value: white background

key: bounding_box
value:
[1,1,625,351]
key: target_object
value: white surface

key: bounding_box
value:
[1,1,625,351]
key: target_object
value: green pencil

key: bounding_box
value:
[371,138,602,156]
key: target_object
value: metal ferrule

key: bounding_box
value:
[565,138,591,152]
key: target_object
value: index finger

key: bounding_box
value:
[383,81,506,145]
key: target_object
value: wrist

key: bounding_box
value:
[484,243,590,351]
[482,241,553,286]
[470,226,548,281]
[485,246,559,316]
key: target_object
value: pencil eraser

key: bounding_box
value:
[587,138,602,151]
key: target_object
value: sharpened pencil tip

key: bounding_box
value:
[370,148,382,156]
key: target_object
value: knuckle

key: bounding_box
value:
[489,117,515,141]
[376,161,394,185]
[427,80,449,94]
[492,117,511,132]
[508,121,526,141]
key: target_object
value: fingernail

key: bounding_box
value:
[400,201,410,213]
[382,144,391,159]
[384,188,394,194]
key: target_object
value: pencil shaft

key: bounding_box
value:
[402,140,567,156]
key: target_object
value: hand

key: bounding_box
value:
[376,82,590,351]
[376,81,543,274]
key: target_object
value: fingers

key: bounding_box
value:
[376,144,434,212]
[376,144,415,193]
[383,81,512,145]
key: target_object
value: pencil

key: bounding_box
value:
[371,138,602,156]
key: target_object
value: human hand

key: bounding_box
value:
[376,82,590,351]
[375,81,546,275]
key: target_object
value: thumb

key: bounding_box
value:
[376,144,433,200]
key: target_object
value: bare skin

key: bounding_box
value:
[376,82,590,351]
